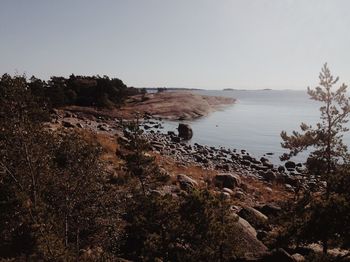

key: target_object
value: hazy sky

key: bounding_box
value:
[1,0,350,89]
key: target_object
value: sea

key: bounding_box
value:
[160,89,350,164]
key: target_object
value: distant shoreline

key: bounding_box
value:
[124,91,236,120]
[63,91,235,121]
[141,87,306,92]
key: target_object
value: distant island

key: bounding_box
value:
[144,87,203,92]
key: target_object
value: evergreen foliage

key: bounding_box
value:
[0,74,120,260]
[27,74,141,108]
[278,64,350,254]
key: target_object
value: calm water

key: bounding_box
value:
[161,89,350,164]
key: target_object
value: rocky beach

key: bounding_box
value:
[46,91,329,260]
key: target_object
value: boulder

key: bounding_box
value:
[285,161,296,169]
[264,171,277,181]
[222,187,234,195]
[235,190,245,199]
[171,136,181,143]
[231,214,268,260]
[213,173,241,189]
[262,161,273,169]
[278,165,286,173]
[242,155,253,162]
[194,154,209,164]
[97,124,108,131]
[260,157,269,163]
[178,123,193,140]
[64,111,73,118]
[151,142,163,151]
[167,131,176,137]
[241,160,251,166]
[261,248,294,262]
[62,121,75,128]
[253,164,269,171]
[177,174,198,191]
[257,203,281,217]
[238,206,268,229]
[235,214,257,237]
[285,184,295,192]
[291,253,306,262]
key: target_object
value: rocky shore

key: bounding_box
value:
[125,91,235,120]
[47,103,327,261]
[141,117,323,194]
[63,91,235,121]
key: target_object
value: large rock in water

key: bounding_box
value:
[178,123,193,140]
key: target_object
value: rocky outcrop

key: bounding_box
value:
[140,122,319,193]
[124,92,235,120]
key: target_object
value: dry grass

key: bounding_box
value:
[77,128,292,205]
[78,129,121,167]
[241,176,292,203]
[152,152,292,203]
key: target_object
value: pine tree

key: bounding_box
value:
[117,119,167,195]
[279,64,350,254]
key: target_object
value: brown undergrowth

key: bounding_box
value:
[78,129,292,206]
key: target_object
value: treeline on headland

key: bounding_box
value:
[19,73,143,108]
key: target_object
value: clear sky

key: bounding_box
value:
[1,0,349,89]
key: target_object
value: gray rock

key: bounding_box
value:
[278,165,286,173]
[194,155,209,164]
[238,206,268,229]
[263,161,273,169]
[234,214,258,237]
[213,173,241,189]
[231,214,268,260]
[263,248,294,262]
[178,123,193,140]
[264,171,277,181]
[242,155,253,162]
[171,136,181,143]
[292,253,306,262]
[167,131,176,137]
[222,187,234,195]
[285,184,295,192]
[97,124,108,131]
[257,203,281,217]
[285,161,296,169]
[241,160,251,166]
[62,121,75,128]
[177,174,198,191]
[260,157,269,163]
